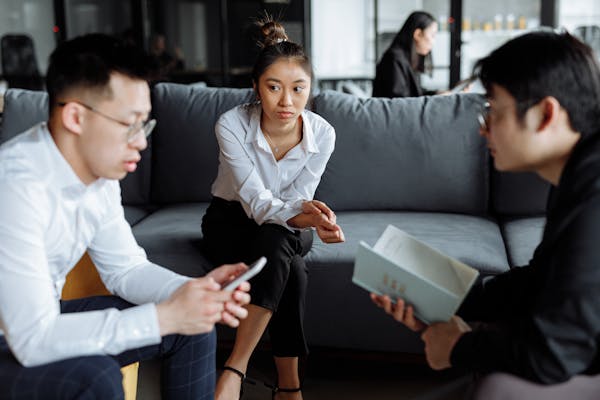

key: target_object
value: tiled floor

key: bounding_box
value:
[221,348,471,400]
[137,346,472,399]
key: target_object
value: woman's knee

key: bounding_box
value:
[253,225,299,259]
[287,255,308,288]
[290,254,308,273]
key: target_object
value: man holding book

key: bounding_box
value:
[372,30,600,395]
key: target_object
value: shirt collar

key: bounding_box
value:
[247,104,270,152]
[40,123,104,197]
[300,110,319,154]
[247,105,320,155]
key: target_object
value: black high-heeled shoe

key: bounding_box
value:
[222,366,256,399]
[266,383,302,399]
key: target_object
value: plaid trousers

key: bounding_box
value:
[0,296,216,400]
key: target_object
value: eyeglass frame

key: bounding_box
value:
[56,100,156,143]
[477,102,491,131]
[478,99,536,131]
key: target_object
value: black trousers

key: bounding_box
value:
[201,197,313,357]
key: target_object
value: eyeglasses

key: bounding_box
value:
[477,102,491,131]
[57,101,156,143]
[478,100,536,131]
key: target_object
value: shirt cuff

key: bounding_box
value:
[107,303,162,354]
[274,204,304,230]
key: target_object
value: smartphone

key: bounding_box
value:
[223,256,267,291]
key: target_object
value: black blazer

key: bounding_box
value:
[372,48,422,98]
[451,133,600,384]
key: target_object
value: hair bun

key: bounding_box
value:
[256,15,288,48]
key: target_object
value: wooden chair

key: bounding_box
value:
[61,253,139,400]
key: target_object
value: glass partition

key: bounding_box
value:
[0,0,55,74]
[461,0,541,79]
[558,0,600,58]
[65,0,132,39]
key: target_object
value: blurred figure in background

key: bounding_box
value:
[150,33,185,77]
[372,11,438,98]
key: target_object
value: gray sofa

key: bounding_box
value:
[0,84,549,356]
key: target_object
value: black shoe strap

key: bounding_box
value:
[223,366,245,381]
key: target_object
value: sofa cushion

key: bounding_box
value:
[0,89,152,206]
[306,211,509,276]
[500,217,546,267]
[131,203,213,277]
[312,91,488,214]
[491,170,551,216]
[150,84,254,204]
[123,205,155,226]
[1,89,48,144]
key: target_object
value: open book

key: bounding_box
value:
[353,225,479,324]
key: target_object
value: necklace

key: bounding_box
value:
[262,128,280,154]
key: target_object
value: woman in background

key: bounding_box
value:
[201,15,345,400]
[372,11,438,98]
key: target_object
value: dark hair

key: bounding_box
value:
[389,11,436,75]
[251,15,312,86]
[474,30,600,140]
[46,33,155,113]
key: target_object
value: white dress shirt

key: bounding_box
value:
[211,103,336,228]
[0,123,190,367]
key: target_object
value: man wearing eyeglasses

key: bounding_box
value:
[0,34,251,399]
[372,31,600,397]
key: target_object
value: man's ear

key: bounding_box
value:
[534,96,560,133]
[60,102,84,136]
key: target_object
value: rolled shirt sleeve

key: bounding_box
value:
[89,181,191,305]
[0,124,193,366]
[0,181,162,366]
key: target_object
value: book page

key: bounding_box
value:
[373,225,476,296]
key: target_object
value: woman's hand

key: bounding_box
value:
[315,219,345,243]
[288,200,345,243]
[306,200,345,243]
[302,200,336,224]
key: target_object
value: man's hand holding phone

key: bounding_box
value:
[156,261,259,336]
[207,259,267,327]
[214,257,266,326]
[208,257,266,326]
[221,256,266,291]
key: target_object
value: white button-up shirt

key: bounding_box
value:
[211,103,336,228]
[0,123,190,367]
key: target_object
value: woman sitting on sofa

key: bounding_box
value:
[201,15,345,400]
